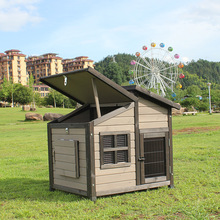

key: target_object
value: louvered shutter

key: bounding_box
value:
[100,132,131,168]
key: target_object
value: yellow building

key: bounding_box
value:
[62,56,94,72]
[0,51,94,86]
[33,85,50,97]
[0,49,27,85]
[26,53,63,84]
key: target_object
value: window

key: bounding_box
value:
[100,131,131,169]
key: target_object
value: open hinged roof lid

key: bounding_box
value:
[40,67,137,105]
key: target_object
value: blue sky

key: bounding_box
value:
[0,0,220,62]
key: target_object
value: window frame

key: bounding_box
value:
[99,131,131,169]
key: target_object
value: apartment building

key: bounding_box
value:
[33,84,50,97]
[26,53,63,84]
[62,56,94,72]
[0,49,27,85]
[0,50,94,87]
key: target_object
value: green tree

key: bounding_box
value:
[7,78,15,107]
[186,85,201,97]
[211,89,220,109]
[108,62,123,85]
[95,53,136,85]
[44,90,76,108]
[0,78,10,106]
[180,97,199,110]
[33,92,42,106]
[197,99,209,111]
[13,84,32,105]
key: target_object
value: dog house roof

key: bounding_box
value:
[40,67,180,109]
[40,67,138,105]
[123,85,181,110]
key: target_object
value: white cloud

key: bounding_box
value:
[139,0,220,61]
[0,0,42,31]
[24,0,220,62]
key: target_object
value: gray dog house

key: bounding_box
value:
[40,67,180,201]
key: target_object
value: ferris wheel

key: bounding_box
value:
[129,42,184,97]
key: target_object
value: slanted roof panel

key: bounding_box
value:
[40,67,137,105]
[123,85,181,110]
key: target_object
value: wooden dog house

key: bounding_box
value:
[40,67,180,201]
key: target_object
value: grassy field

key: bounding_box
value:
[0,107,219,219]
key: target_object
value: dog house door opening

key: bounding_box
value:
[144,137,166,179]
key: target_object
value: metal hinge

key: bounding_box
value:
[65,128,69,134]
[138,157,145,161]
[169,166,173,175]
[168,138,170,147]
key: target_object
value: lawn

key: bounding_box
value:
[0,107,219,219]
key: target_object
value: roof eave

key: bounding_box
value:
[123,85,181,110]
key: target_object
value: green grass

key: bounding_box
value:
[0,108,219,219]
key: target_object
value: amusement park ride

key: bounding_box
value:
[129,42,185,97]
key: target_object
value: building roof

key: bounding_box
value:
[75,56,89,59]
[5,49,21,53]
[3,49,26,57]
[62,57,94,64]
[33,85,50,88]
[41,53,58,56]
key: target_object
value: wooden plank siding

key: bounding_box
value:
[138,98,168,129]
[51,128,87,192]
[94,107,136,193]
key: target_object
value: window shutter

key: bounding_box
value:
[103,135,114,148]
[100,132,131,169]
[117,134,127,147]
[117,150,128,163]
[103,151,115,164]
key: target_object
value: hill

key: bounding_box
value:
[95,54,220,88]
[94,54,220,110]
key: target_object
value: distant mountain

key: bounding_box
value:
[183,59,220,85]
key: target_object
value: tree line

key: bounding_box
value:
[0,76,76,108]
[0,54,219,111]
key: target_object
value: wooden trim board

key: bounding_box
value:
[96,180,170,197]
[86,122,96,201]
[93,102,134,126]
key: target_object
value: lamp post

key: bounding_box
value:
[207,83,211,114]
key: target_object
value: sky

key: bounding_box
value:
[0,0,220,63]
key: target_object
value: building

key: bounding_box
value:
[33,85,50,97]
[62,56,94,72]
[0,49,27,85]
[26,53,63,84]
[0,50,94,87]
